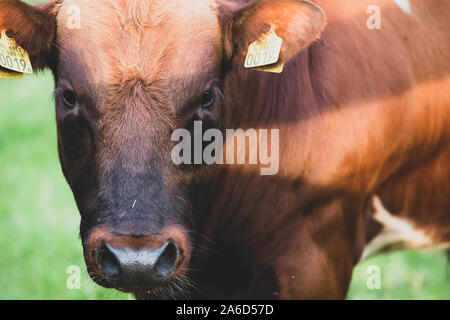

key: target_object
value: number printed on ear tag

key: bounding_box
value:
[0,29,33,75]
[244,25,284,73]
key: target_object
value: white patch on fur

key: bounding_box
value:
[361,196,433,260]
[394,0,412,14]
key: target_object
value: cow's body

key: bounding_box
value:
[187,0,450,299]
[2,0,449,299]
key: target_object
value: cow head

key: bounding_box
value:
[1,0,325,298]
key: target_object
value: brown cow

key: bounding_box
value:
[1,0,449,299]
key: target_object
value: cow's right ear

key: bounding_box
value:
[0,0,59,71]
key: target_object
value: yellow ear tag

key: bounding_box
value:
[244,25,284,74]
[0,29,33,78]
[0,69,23,78]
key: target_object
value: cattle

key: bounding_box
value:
[1,0,449,299]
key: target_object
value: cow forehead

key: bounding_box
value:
[56,0,221,87]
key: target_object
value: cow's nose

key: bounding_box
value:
[96,240,179,289]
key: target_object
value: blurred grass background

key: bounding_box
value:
[0,71,448,300]
[0,72,130,300]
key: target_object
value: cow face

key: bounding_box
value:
[1,0,325,297]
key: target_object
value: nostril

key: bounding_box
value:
[96,242,120,281]
[153,241,179,279]
[92,238,183,289]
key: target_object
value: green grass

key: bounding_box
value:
[0,72,131,300]
[348,250,449,299]
[0,72,448,300]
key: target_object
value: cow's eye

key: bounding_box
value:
[62,89,77,109]
[201,90,214,108]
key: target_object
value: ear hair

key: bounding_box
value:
[219,0,326,65]
[0,0,60,71]
[217,0,258,61]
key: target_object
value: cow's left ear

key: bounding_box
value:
[0,0,59,71]
[223,0,326,65]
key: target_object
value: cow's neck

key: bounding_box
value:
[193,47,327,246]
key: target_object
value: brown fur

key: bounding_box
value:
[0,0,59,70]
[2,0,449,299]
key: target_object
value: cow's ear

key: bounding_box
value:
[223,0,326,65]
[0,0,59,71]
